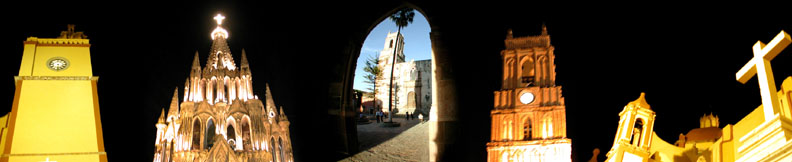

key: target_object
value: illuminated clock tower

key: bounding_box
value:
[0,25,106,162]
[486,26,572,162]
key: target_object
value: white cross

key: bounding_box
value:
[40,157,56,162]
[736,30,791,120]
[214,14,225,25]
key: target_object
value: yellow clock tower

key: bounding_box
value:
[486,26,572,162]
[0,25,106,162]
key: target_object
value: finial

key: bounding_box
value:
[214,14,226,25]
[211,13,229,40]
[506,28,513,38]
[541,23,548,35]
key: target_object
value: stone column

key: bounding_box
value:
[428,31,458,162]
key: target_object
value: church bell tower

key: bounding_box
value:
[0,25,106,162]
[605,93,656,162]
[486,25,572,162]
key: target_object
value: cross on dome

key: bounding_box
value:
[214,14,225,25]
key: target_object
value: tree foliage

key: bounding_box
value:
[362,53,381,97]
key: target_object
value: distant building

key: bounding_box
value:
[152,14,293,162]
[375,32,432,115]
[487,26,572,162]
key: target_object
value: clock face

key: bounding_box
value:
[47,57,69,71]
[519,92,535,104]
[269,111,276,118]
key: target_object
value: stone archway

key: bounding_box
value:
[336,3,465,161]
[284,1,513,161]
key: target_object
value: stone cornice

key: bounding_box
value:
[24,37,90,47]
[15,76,96,80]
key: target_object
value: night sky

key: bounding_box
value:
[0,1,791,162]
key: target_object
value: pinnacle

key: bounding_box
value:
[158,108,166,124]
[192,51,201,69]
[168,88,180,118]
[241,49,249,68]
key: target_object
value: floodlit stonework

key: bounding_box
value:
[486,26,572,162]
[375,32,432,115]
[152,14,293,162]
[605,30,792,162]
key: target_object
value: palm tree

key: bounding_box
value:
[387,8,414,123]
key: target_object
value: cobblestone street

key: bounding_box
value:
[340,116,429,162]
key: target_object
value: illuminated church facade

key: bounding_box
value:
[486,26,572,162]
[605,31,792,162]
[152,14,293,162]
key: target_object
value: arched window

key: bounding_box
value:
[227,124,236,149]
[270,137,277,162]
[521,58,535,85]
[191,118,201,150]
[542,117,553,139]
[389,39,394,48]
[631,118,644,146]
[241,116,252,150]
[279,137,286,162]
[204,118,215,150]
[523,118,532,140]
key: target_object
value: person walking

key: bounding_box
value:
[375,111,382,123]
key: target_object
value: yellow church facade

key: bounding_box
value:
[0,26,106,162]
[605,31,792,162]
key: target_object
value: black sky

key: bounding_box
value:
[0,1,791,162]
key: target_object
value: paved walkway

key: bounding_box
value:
[340,116,429,162]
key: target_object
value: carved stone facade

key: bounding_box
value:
[152,14,293,162]
[375,32,432,115]
[486,26,572,162]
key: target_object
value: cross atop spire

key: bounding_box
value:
[211,13,229,40]
[214,14,226,25]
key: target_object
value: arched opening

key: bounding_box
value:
[350,6,433,158]
[321,2,507,161]
[521,58,535,87]
[406,91,416,109]
[204,118,215,150]
[631,118,644,146]
[227,123,237,149]
[241,116,252,150]
[542,116,553,139]
[523,118,532,140]
[270,137,277,162]
[191,118,201,150]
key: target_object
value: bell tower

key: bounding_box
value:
[605,92,656,162]
[1,25,106,162]
[486,26,571,162]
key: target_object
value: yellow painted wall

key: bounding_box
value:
[31,46,92,76]
[18,44,36,76]
[8,80,100,162]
